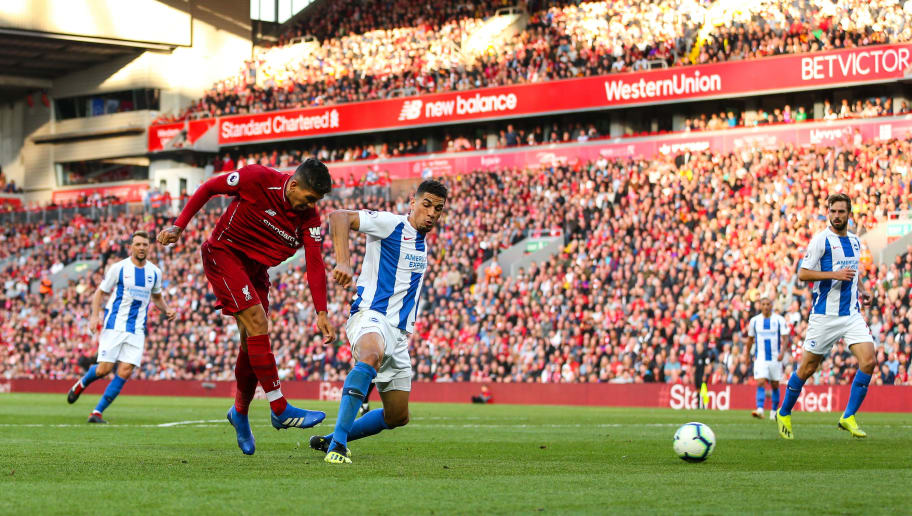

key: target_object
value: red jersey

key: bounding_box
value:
[174,164,328,311]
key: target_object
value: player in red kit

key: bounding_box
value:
[157,158,334,455]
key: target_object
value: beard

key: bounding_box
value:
[830,218,848,231]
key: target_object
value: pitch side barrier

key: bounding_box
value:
[5,380,912,412]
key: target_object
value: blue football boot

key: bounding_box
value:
[227,406,256,455]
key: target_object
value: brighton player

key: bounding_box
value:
[745,297,789,420]
[157,159,334,455]
[311,179,447,464]
[66,231,176,423]
[776,193,875,439]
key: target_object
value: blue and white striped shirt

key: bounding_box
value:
[747,313,788,361]
[350,210,428,333]
[800,227,862,317]
[100,258,163,335]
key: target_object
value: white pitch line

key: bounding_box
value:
[1,422,910,430]
[156,419,226,427]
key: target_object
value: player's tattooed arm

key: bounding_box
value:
[328,210,359,286]
[157,225,183,246]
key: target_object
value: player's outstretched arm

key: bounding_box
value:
[158,170,246,246]
[328,210,360,287]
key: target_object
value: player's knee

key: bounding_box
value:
[96,362,114,376]
[859,357,876,375]
[385,410,409,428]
[238,307,268,335]
[117,364,135,378]
[797,359,819,379]
[354,339,384,369]
[359,350,382,369]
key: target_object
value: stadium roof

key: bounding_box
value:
[0,28,172,103]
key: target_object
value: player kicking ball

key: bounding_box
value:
[158,159,335,455]
[66,231,176,423]
[776,194,875,439]
[745,297,789,420]
[312,179,447,464]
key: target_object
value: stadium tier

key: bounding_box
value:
[3,135,911,386]
[162,0,912,121]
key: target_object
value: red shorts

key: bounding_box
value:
[201,241,271,315]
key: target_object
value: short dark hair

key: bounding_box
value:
[131,230,150,243]
[293,157,332,195]
[827,193,851,211]
[416,179,448,200]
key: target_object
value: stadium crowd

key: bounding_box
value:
[4,133,912,387]
[155,0,912,122]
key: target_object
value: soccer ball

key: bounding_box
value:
[673,422,716,462]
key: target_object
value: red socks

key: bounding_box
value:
[233,349,258,415]
[245,334,288,414]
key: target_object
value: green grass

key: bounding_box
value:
[1,394,910,515]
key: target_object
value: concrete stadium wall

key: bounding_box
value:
[7,0,251,201]
[0,0,192,46]
[6,379,912,413]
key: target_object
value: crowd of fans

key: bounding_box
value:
[685,95,910,132]
[4,132,912,387]
[152,0,912,123]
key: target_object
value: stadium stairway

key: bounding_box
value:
[475,230,564,280]
[29,259,101,296]
[461,6,529,61]
[860,211,912,264]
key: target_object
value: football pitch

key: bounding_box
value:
[1,394,910,515]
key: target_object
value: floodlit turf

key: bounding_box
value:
[1,394,910,515]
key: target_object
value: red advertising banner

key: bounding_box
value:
[188,118,216,143]
[327,115,912,181]
[0,194,23,208]
[147,121,184,152]
[147,119,216,152]
[51,182,149,204]
[6,379,912,412]
[180,43,912,147]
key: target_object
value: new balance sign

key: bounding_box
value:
[145,43,912,148]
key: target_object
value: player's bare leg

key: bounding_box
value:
[378,389,410,429]
[795,351,825,381]
[839,341,875,437]
[88,362,134,424]
[95,362,116,376]
[227,321,257,454]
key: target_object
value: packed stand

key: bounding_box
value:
[165,0,912,121]
[4,136,912,386]
[684,95,911,132]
